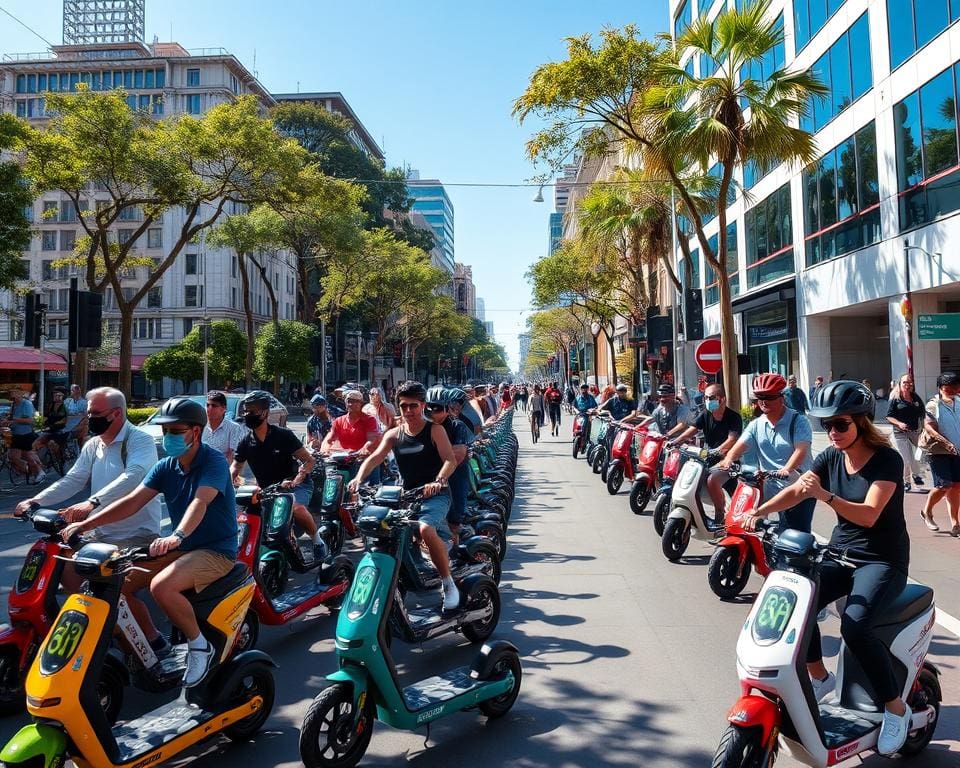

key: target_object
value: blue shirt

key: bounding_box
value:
[600,396,637,420]
[10,399,35,435]
[739,408,813,497]
[574,394,598,412]
[143,443,237,559]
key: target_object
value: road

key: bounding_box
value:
[0,412,956,766]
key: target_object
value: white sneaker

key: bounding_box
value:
[183,640,215,687]
[442,582,460,612]
[811,671,836,702]
[877,704,912,756]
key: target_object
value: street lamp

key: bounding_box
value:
[532,186,545,203]
[590,321,601,387]
[902,240,942,377]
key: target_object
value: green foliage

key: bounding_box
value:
[740,403,757,426]
[0,115,32,289]
[181,320,247,386]
[253,320,315,383]
[128,407,157,424]
[142,346,203,391]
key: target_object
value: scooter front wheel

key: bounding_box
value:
[462,582,501,643]
[478,648,522,718]
[629,480,652,515]
[224,661,276,741]
[707,546,752,600]
[300,682,375,768]
[591,447,605,475]
[606,462,624,495]
[0,648,25,716]
[901,666,942,755]
[661,517,691,561]
[652,494,671,537]
[711,724,772,767]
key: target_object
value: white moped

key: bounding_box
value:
[714,524,941,766]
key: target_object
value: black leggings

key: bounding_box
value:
[548,403,561,428]
[807,560,907,703]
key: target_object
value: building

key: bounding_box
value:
[475,297,486,322]
[407,171,455,274]
[452,263,477,315]
[271,91,384,162]
[518,331,532,372]
[670,0,960,399]
[0,32,297,397]
[548,212,563,255]
[483,320,495,338]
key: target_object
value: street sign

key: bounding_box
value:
[695,338,723,374]
[918,313,960,340]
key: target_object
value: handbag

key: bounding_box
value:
[917,429,953,456]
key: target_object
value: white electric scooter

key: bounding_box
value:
[714,523,941,767]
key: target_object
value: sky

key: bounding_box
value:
[0,0,669,369]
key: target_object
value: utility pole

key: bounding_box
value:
[902,241,914,377]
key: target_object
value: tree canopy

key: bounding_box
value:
[253,320,316,383]
[0,114,32,290]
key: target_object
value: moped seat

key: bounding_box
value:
[188,563,251,619]
[874,584,933,627]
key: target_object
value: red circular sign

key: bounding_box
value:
[695,338,723,375]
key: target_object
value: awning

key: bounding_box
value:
[0,346,68,371]
[91,354,148,372]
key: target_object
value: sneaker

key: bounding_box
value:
[313,540,328,563]
[810,671,836,702]
[904,482,912,493]
[876,704,912,756]
[921,511,940,532]
[914,475,925,486]
[952,524,960,538]
[442,582,460,612]
[183,640,215,687]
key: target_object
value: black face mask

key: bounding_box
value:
[88,414,113,436]
[243,412,265,429]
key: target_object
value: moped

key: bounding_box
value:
[605,423,647,495]
[571,411,590,458]
[625,432,669,512]
[661,448,735,560]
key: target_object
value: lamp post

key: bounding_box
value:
[902,240,943,378]
[590,320,601,387]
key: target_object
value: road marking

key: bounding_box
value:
[936,606,960,639]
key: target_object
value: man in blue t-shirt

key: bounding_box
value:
[574,383,598,413]
[62,398,237,688]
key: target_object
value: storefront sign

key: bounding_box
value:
[918,313,960,341]
[747,323,790,345]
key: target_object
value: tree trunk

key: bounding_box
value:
[238,255,255,390]
[718,276,740,408]
[117,307,134,398]
[607,328,618,384]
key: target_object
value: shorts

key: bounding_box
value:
[416,490,453,543]
[930,454,960,487]
[124,548,234,595]
[11,433,37,451]
[292,479,314,508]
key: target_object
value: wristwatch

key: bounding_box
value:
[435,477,448,488]
[88,496,101,509]
[172,529,186,542]
[825,493,835,505]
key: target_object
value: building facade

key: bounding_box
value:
[0,38,297,397]
[452,263,477,316]
[271,91,385,162]
[670,0,960,399]
[407,171,455,274]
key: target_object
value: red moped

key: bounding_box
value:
[626,432,670,513]
[707,468,771,599]
[605,424,649,495]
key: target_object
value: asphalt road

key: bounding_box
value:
[0,413,957,766]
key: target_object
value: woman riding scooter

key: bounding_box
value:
[743,380,913,755]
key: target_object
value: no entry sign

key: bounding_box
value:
[695,338,723,375]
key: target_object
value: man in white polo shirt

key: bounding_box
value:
[202,391,247,462]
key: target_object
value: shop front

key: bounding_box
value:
[734,282,799,378]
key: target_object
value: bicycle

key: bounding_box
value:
[35,432,80,478]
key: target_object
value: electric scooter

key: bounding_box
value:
[314,450,364,554]
[235,484,355,651]
[571,411,590,459]
[585,413,610,465]
[714,523,940,766]
[0,542,275,768]
[298,500,521,768]
[649,443,701,535]
[626,432,669,513]
[605,423,647,495]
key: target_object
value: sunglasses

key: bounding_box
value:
[426,403,446,410]
[821,418,854,433]
[399,402,422,411]
[346,399,363,405]
[755,395,781,402]
[704,395,722,401]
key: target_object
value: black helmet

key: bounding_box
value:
[447,388,470,407]
[153,397,207,428]
[808,380,875,418]
[241,390,272,410]
[657,383,676,396]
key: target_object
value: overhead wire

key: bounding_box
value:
[0,3,56,48]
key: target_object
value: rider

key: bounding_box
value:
[597,383,639,422]
[673,383,743,523]
[64,384,88,444]
[573,382,598,413]
[638,383,692,439]
[32,388,69,460]
[426,386,475,544]
[61,398,238,687]
[450,386,482,435]
[718,373,814,532]
[230,390,324,560]
[320,389,381,480]
[304,394,333,450]
[743,381,913,756]
[348,381,459,610]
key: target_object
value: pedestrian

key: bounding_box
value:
[364,386,397,430]
[920,372,960,534]
[499,383,513,410]
[202,391,247,463]
[529,384,546,430]
[885,373,926,493]
[809,375,825,403]
[564,383,576,414]
[64,383,89,444]
[783,374,809,414]
[3,387,44,482]
[544,381,563,436]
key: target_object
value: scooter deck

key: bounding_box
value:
[115,698,215,760]
[818,702,879,748]
[269,580,336,615]
[402,665,477,710]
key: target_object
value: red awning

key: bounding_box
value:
[91,354,147,372]
[0,347,68,371]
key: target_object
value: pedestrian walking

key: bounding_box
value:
[920,372,960,534]
[3,387,44,482]
[885,373,926,492]
[783,375,809,414]
[808,375,825,404]
[529,384,546,430]
[545,381,563,436]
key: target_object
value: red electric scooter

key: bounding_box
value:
[626,432,670,513]
[605,423,648,495]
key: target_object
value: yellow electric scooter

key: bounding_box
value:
[0,542,276,768]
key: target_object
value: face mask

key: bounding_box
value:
[244,412,265,429]
[162,432,192,458]
[88,414,113,436]
[706,399,721,413]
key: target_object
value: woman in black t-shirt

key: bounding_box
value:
[885,373,927,490]
[744,381,913,756]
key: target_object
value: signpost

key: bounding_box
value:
[918,313,960,341]
[694,338,723,375]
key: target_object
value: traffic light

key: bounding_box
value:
[685,288,704,341]
[23,293,43,349]
[76,291,103,348]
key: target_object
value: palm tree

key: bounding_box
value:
[639,0,828,404]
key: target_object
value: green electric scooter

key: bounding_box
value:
[298,497,522,767]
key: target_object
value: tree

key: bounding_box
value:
[0,115,32,289]
[527,307,585,383]
[142,346,203,394]
[253,320,315,384]
[402,294,471,378]
[18,90,308,397]
[180,320,247,388]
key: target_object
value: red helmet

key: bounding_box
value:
[751,373,787,398]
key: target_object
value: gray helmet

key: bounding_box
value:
[425,385,449,411]
[657,383,676,396]
[808,380,875,419]
[447,388,470,407]
[241,390,272,410]
[153,397,207,428]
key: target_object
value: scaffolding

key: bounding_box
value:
[62,0,145,45]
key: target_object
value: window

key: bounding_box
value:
[705,222,739,306]
[704,162,735,224]
[675,0,692,40]
[118,229,135,245]
[118,206,142,221]
[42,201,58,220]
[888,0,954,70]
[803,121,879,265]
[895,64,960,230]
[147,228,162,248]
[144,69,154,89]
[10,320,23,342]
[746,183,793,288]
[183,318,194,336]
[15,74,25,93]
[152,95,163,115]
[42,231,57,251]
[795,1,847,52]
[133,318,161,339]
[186,68,201,87]
[231,257,238,278]
[186,94,201,115]
[60,231,76,252]
[185,253,198,274]
[147,287,162,308]
[59,202,76,222]
[232,286,237,306]
[19,260,31,279]
[123,70,133,88]
[800,14,871,134]
[138,94,150,112]
[185,285,204,307]
[156,69,166,88]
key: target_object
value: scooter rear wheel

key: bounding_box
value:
[591,447,605,475]
[98,661,125,726]
[901,666,941,755]
[711,724,771,767]
[477,649,522,718]
[299,682,374,768]
[707,546,752,600]
[606,463,624,495]
[462,582,501,643]
[662,517,690,561]
[225,662,276,741]
[629,480,652,515]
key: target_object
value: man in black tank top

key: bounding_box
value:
[348,381,460,611]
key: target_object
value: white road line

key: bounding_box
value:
[935,606,960,639]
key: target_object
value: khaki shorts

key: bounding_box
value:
[124,549,234,595]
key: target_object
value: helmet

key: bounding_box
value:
[751,373,787,397]
[656,383,675,396]
[616,383,629,392]
[241,390,272,410]
[808,380,875,418]
[425,385,449,410]
[153,397,207,428]
[310,394,326,406]
[447,388,470,407]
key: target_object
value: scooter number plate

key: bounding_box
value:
[345,565,379,620]
[16,550,45,594]
[752,587,796,645]
[39,610,88,675]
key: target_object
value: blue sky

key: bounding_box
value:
[0,0,669,368]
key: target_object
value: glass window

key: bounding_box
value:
[101,71,111,88]
[675,0,691,39]
[857,123,879,207]
[916,0,950,51]
[809,0,827,34]
[15,74,25,93]
[147,228,162,248]
[134,69,144,88]
[144,69,154,88]
[26,74,36,92]
[919,68,958,177]
[42,232,57,251]
[123,70,133,88]
[830,32,851,116]
[819,149,838,229]
[152,95,163,115]
[185,253,197,274]
[186,94,201,114]
[126,95,136,111]
[836,137,857,219]
[849,14,871,101]
[895,91,923,189]
[37,74,46,91]
[60,231,76,252]
[795,1,811,51]
[48,73,58,91]
[69,73,79,91]
[138,95,150,111]
[155,68,165,87]
[187,68,200,87]
[113,71,123,87]
[91,72,101,90]
[147,288,162,308]
[80,72,90,86]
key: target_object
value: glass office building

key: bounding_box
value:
[670,0,960,397]
[407,178,455,274]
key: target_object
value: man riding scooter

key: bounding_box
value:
[61,397,238,687]
[638,383,692,439]
[426,386,474,544]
